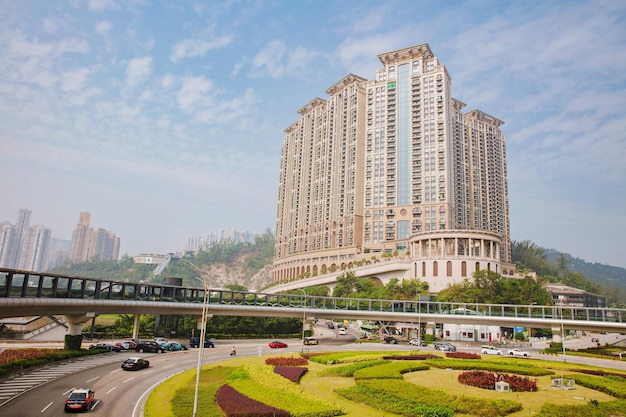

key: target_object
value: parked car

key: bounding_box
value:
[408,338,426,346]
[435,342,457,352]
[154,337,169,345]
[162,341,188,351]
[481,345,503,355]
[115,338,138,350]
[64,388,95,412]
[121,357,150,371]
[135,340,165,353]
[303,337,318,345]
[269,340,288,349]
[88,343,121,352]
[189,337,215,348]
[383,336,399,344]
[507,348,531,357]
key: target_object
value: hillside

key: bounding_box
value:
[544,248,626,293]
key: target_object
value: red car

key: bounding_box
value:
[64,388,95,412]
[268,340,288,349]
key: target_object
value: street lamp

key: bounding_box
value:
[297,289,307,353]
[559,300,567,363]
[180,259,209,417]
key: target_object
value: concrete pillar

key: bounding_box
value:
[133,315,140,339]
[552,327,563,343]
[425,322,436,336]
[63,313,95,350]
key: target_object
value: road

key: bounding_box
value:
[1,326,625,416]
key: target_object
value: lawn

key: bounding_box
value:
[144,351,626,417]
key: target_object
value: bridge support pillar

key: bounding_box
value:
[133,315,141,340]
[425,322,436,341]
[551,326,564,344]
[195,314,213,331]
[63,313,95,351]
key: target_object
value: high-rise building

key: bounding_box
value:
[68,212,120,262]
[0,209,32,269]
[273,43,511,292]
[17,225,51,271]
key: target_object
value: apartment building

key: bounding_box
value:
[69,212,120,262]
[274,43,511,291]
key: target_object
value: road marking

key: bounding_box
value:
[41,401,53,412]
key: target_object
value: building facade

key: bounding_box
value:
[274,43,511,292]
[68,212,120,263]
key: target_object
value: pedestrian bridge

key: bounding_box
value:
[1,268,625,334]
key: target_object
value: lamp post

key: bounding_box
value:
[298,289,306,353]
[528,302,537,343]
[559,300,567,363]
[180,259,209,417]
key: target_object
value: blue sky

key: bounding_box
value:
[1,0,625,268]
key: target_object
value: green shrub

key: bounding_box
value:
[353,361,429,380]
[318,360,391,377]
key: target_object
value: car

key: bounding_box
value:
[269,340,288,349]
[64,388,95,412]
[303,337,318,345]
[481,345,503,355]
[409,338,426,346]
[154,337,169,345]
[189,337,215,348]
[115,338,138,350]
[88,343,121,352]
[507,348,531,357]
[383,336,399,344]
[162,341,188,351]
[591,337,599,343]
[435,342,456,352]
[135,340,165,353]
[327,323,335,329]
[339,328,347,335]
[121,357,150,371]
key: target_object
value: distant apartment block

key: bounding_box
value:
[274,43,512,291]
[183,228,257,254]
[0,209,52,271]
[68,212,120,262]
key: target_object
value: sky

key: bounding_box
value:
[1,0,625,268]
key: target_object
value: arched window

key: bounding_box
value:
[447,261,452,276]
[461,261,467,277]
[433,261,438,277]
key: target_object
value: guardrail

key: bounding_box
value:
[1,268,625,324]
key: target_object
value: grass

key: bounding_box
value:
[144,351,626,417]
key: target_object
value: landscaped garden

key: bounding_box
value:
[143,349,626,417]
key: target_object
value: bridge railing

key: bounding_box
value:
[1,268,624,323]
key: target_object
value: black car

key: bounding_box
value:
[89,343,121,352]
[189,337,215,348]
[135,340,165,353]
[121,357,150,371]
[383,336,399,344]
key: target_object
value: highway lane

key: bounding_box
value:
[1,329,624,416]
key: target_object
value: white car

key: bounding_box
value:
[507,348,531,357]
[480,345,503,355]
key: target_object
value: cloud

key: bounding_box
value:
[7,31,89,58]
[125,56,152,85]
[85,0,119,11]
[95,20,113,35]
[60,67,91,92]
[176,76,213,111]
[250,40,322,79]
[170,35,233,62]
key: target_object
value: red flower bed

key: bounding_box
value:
[578,369,626,379]
[446,352,481,359]
[216,384,289,417]
[265,356,308,366]
[382,354,440,360]
[274,366,308,383]
[0,348,60,366]
[458,370,537,392]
